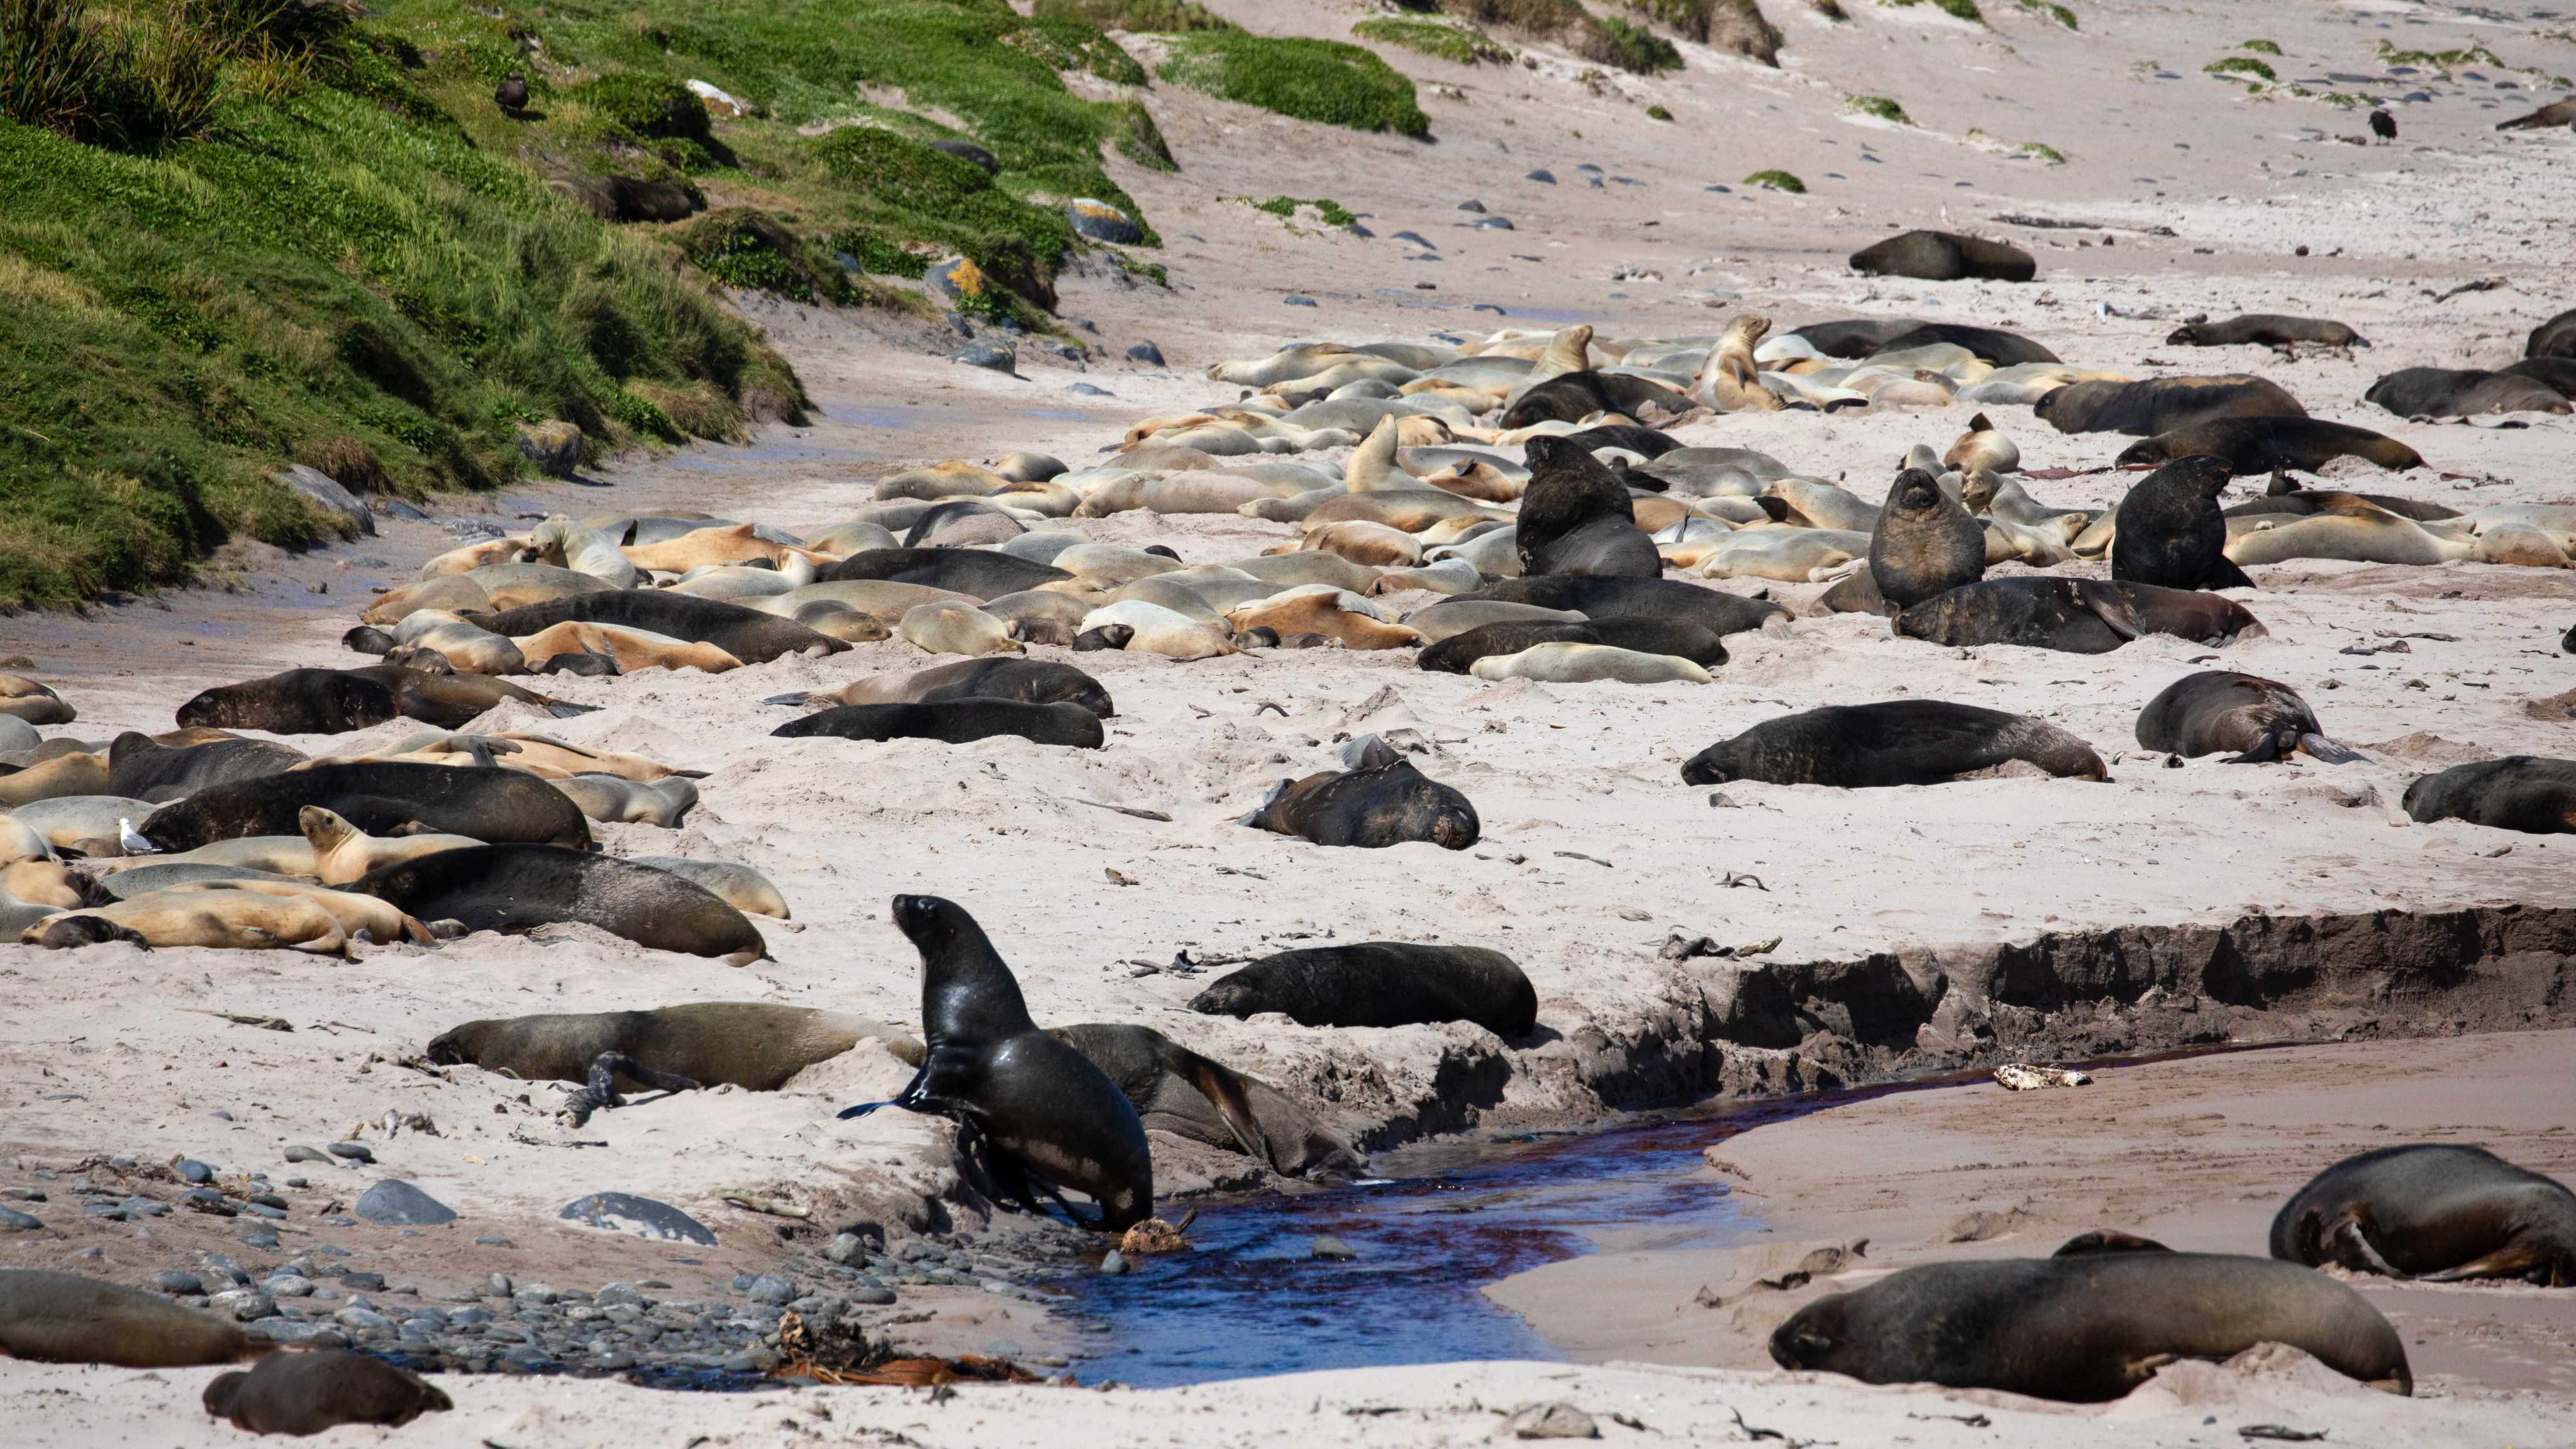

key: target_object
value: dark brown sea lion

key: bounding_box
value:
[1785,318,1925,358]
[2365,367,2570,418]
[1680,701,2106,787]
[1189,941,1536,1036]
[1894,578,2266,653]
[2224,474,2457,523]
[1499,372,1696,429]
[2530,305,2576,358]
[2401,756,2576,833]
[0,1269,258,1367]
[839,896,1153,1230]
[2166,314,2365,348]
[1869,467,1985,610]
[106,731,307,802]
[464,591,845,663]
[1560,423,1680,457]
[1514,436,1660,578]
[2272,1145,2576,1285]
[1416,618,1726,674]
[1874,323,2059,365]
[1847,230,2035,283]
[814,548,1071,599]
[203,1349,452,1433]
[772,701,1106,749]
[2036,375,2306,436]
[427,1003,921,1124]
[2135,671,2359,763]
[1769,1247,2410,1402]
[1239,738,1479,850]
[1048,1023,1366,1178]
[352,845,765,961]
[2112,456,2255,591]
[138,762,591,852]
[1472,575,1785,636]
[173,666,580,735]
[2116,417,2424,475]
[2507,357,2576,399]
[778,658,1114,718]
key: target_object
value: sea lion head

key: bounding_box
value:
[421,1020,492,1066]
[1885,467,1946,519]
[2114,436,2168,467]
[202,1371,250,1419]
[2163,454,2236,498]
[894,894,1033,1045]
[341,626,394,657]
[34,915,150,950]
[1767,1294,1851,1372]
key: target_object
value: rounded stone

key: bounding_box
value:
[560,1192,716,1246]
[175,1160,214,1184]
[152,1270,204,1296]
[1124,341,1165,367]
[1066,197,1144,245]
[950,342,1017,373]
[325,1142,374,1163]
[353,1180,455,1227]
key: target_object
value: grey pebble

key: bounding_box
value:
[1282,295,1318,308]
[153,1270,204,1295]
[176,1160,214,1184]
[0,1206,39,1231]
[950,341,1017,373]
[325,1142,374,1163]
[284,1146,329,1164]
[265,1275,315,1298]
[354,1179,454,1226]
[1097,1250,1129,1275]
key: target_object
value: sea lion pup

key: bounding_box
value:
[27,885,349,953]
[1870,467,1987,610]
[0,676,74,725]
[1680,701,2106,788]
[204,1349,452,1435]
[1047,1023,1365,1179]
[1473,576,1787,637]
[841,896,1153,1231]
[140,762,591,852]
[772,701,1106,750]
[1188,941,1535,1037]
[1241,736,1479,851]
[2365,366,2571,418]
[351,845,766,962]
[1768,1248,2410,1402]
[427,1003,921,1123]
[816,548,1071,599]
[1940,413,2019,475]
[1418,619,1726,673]
[1847,230,2036,283]
[2135,672,2360,764]
[1471,642,1710,684]
[2117,416,2424,475]
[2035,375,2306,437]
[299,807,479,885]
[2167,314,2367,349]
[1695,316,1785,413]
[2401,756,2576,834]
[107,732,306,801]
[785,658,1114,718]
[2530,304,2576,358]
[2112,456,2255,591]
[1895,578,2265,654]
[2272,1145,2576,1284]
[0,1269,259,1367]
[463,591,845,663]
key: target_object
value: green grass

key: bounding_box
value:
[2206,55,2277,81]
[1646,103,1672,119]
[1253,195,1358,227]
[2238,38,2280,55]
[2015,0,2073,27]
[1606,0,1779,57]
[1846,93,1910,123]
[1811,0,1846,16]
[1157,33,1431,136]
[1033,0,1237,31]
[1431,0,1683,74]
[1743,168,1804,191]
[1591,15,1681,72]
[1352,16,1513,65]
[1882,0,1983,24]
[2377,40,2504,70]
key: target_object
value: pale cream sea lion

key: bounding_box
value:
[300,807,478,886]
[1468,641,1711,684]
[513,620,743,674]
[898,600,1021,657]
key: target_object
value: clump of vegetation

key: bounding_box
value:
[1744,167,1805,191]
[1606,0,1779,63]
[1591,15,1682,72]
[1157,32,1431,135]
[1433,0,1683,74]
[2377,40,2504,70]
[1646,102,1672,119]
[2015,0,2073,28]
[1882,0,1983,24]
[2018,140,2064,162]
[1253,196,1358,227]
[2238,38,2280,55]
[1846,92,1909,123]
[1352,16,1513,65]
[1033,0,1237,31]
[1811,0,1846,16]
[2206,55,2277,82]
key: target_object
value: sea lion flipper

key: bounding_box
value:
[835,1100,895,1120]
[2330,1215,2407,1278]
[841,1058,931,1119]
[1177,1053,1270,1165]
[2419,1242,2551,1283]
[2077,582,2145,641]
[2224,731,2289,765]
[2207,557,2257,591]
[543,700,598,719]
[2296,733,2365,765]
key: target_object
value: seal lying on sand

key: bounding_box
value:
[2366,367,2570,418]
[139,762,591,852]
[2167,314,2366,348]
[428,1003,921,1124]
[2135,672,2360,763]
[352,845,765,962]
[1474,576,1785,636]
[1769,1245,2410,1402]
[1189,941,1535,1036]
[2116,417,2424,475]
[817,548,1072,599]
[466,591,844,663]
[1894,579,2266,653]
[1681,701,2107,787]
[2112,456,2255,591]
[2036,375,2306,436]
[780,659,1113,718]
[107,732,306,801]
[1240,737,1479,850]
[1049,1023,1365,1178]
[174,667,580,734]
[2401,756,2576,833]
[0,1269,258,1366]
[840,896,1153,1231]
[773,701,1105,749]
[204,1350,452,1434]
[1417,619,1726,673]
[1847,231,2035,283]
[2272,1145,2576,1285]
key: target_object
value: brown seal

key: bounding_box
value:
[428,1003,921,1124]
[2272,1145,2576,1284]
[1240,737,1479,850]
[204,1349,452,1433]
[0,1269,259,1367]
[1048,1023,1366,1178]
[2134,671,2359,763]
[1681,700,2106,787]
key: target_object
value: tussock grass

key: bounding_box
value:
[1157,33,1431,136]
[1352,16,1513,65]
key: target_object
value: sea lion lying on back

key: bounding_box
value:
[1240,737,1479,851]
[204,1349,451,1434]
[1769,1245,2409,1402]
[1048,1023,1365,1179]
[0,1269,259,1367]
[1190,941,1536,1036]
[2135,672,2360,763]
[2401,756,2576,834]
[139,762,591,852]
[2117,417,2424,475]
[2272,1145,2576,1285]
[351,845,766,962]
[1681,701,2106,788]
[2167,314,2367,348]
[428,1002,922,1124]
[1894,578,2266,654]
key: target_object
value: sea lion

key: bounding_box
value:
[2508,357,2576,400]
[388,611,526,675]
[1696,316,1785,413]
[790,658,1113,718]
[140,762,590,852]
[2530,305,2576,358]
[2501,101,2576,133]
[465,591,844,662]
[1768,1250,2409,1402]
[2401,756,2576,833]
[2135,672,2360,763]
[299,806,478,884]
[2365,367,2570,418]
[531,515,640,588]
[174,666,579,735]
[772,701,1106,749]
[1499,371,1695,429]
[28,884,350,953]
[1225,588,1424,650]
[2224,508,2467,567]
[513,621,741,674]
[352,845,765,961]
[1870,467,1986,609]
[1876,323,2059,366]
[1940,414,2019,476]
[1681,701,2106,787]
[0,1269,258,1367]
[374,731,691,783]
[2112,456,2255,591]
[89,863,292,899]
[1297,521,1421,569]
[1240,738,1479,850]
[2116,417,2424,475]
[1762,478,1880,533]
[1418,618,1726,673]
[2228,475,2456,523]
[0,677,75,725]
[627,857,789,918]
[204,1348,452,1434]
[2036,375,2306,436]
[818,548,1071,599]
[899,600,1023,657]
[1473,576,1787,636]
[552,774,697,827]
[94,834,315,876]
[908,500,1028,548]
[1048,1023,1363,1178]
[1077,601,1239,660]
[428,1003,921,1123]
[1783,318,1924,358]
[2167,315,2367,348]
[106,733,306,801]
[1189,941,1535,1037]
[1470,641,1711,684]
[2271,1145,2576,1284]
[0,751,108,808]
[1402,600,1589,644]
[8,794,156,852]
[840,896,1153,1231]
[1847,231,2035,283]
[1895,578,2265,653]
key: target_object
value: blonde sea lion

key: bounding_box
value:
[872,460,1018,502]
[204,1349,451,1435]
[29,885,350,953]
[1941,413,2019,474]
[419,537,528,577]
[467,591,847,663]
[1078,601,1239,660]
[1697,528,1870,582]
[162,877,436,945]
[375,731,687,783]
[1206,343,1372,387]
[1296,521,1423,568]
[94,835,317,876]
[0,751,109,808]
[0,813,53,865]
[1468,641,1711,684]
[2224,510,2467,567]
[0,677,74,725]
[0,1270,258,1366]
[899,600,1021,657]
[387,612,525,675]
[363,573,492,626]
[1696,316,1784,413]
[552,775,697,827]
[750,580,969,627]
[11,796,160,851]
[1225,587,1423,650]
[299,806,477,885]
[530,516,640,588]
[513,620,742,674]
[428,1002,919,1121]
[1048,544,1186,589]
[629,858,791,918]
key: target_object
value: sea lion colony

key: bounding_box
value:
[6,287,2576,1419]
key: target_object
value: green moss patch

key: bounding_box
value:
[1157,33,1431,136]
[1743,167,1804,191]
[1352,16,1514,65]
